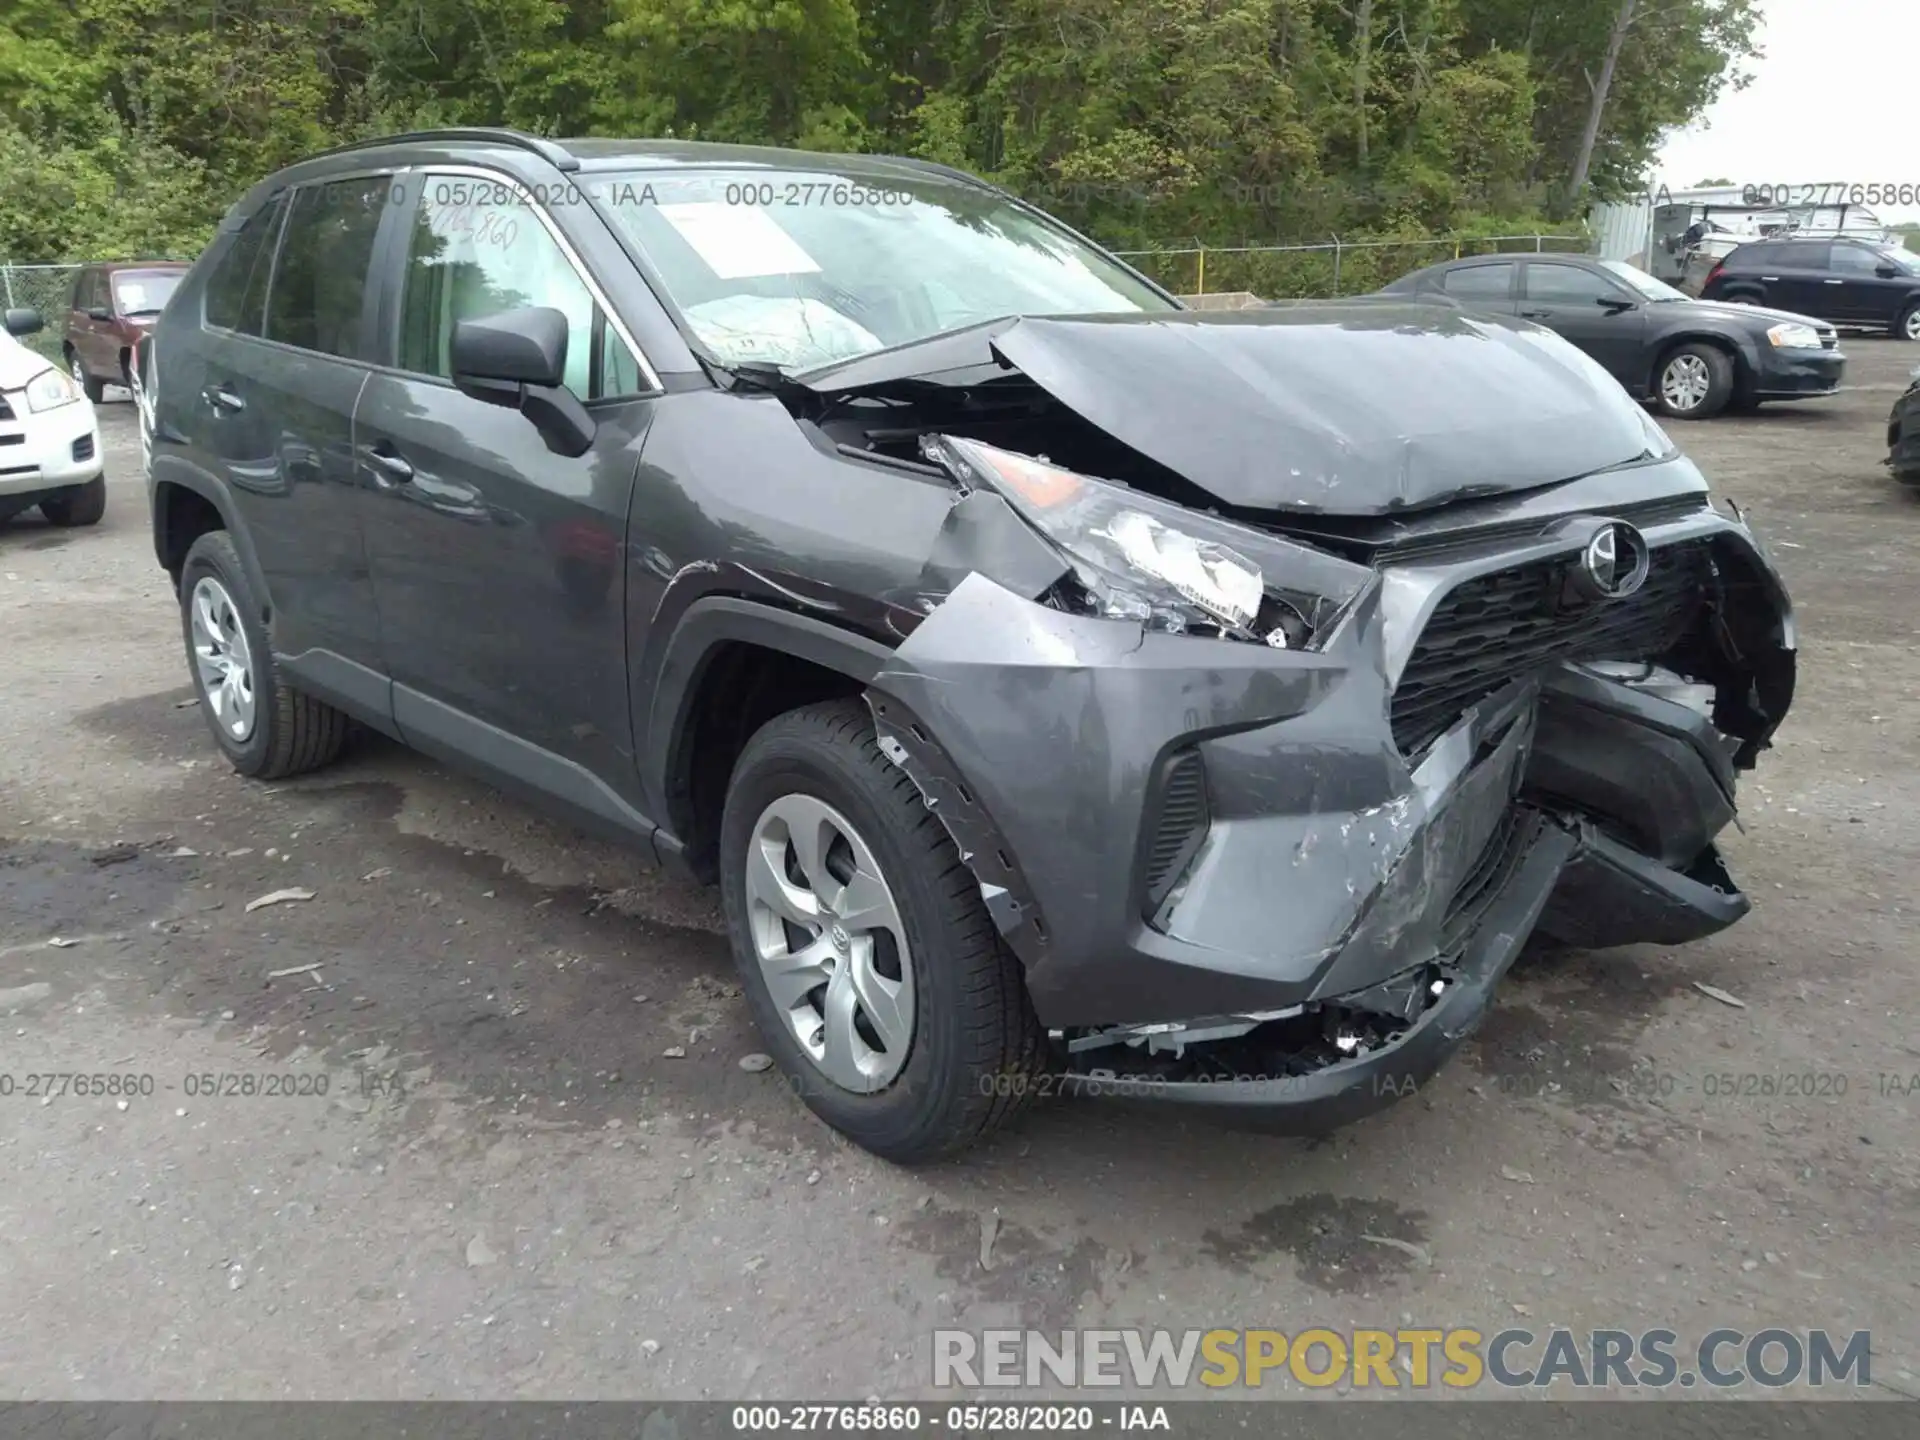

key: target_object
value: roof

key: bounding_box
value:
[298,127,991,187]
[82,260,191,273]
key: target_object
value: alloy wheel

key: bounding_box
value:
[743,793,915,1093]
[1661,354,1711,412]
[190,576,257,742]
[1904,309,1920,341]
[69,354,86,386]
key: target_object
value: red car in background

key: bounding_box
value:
[64,261,189,402]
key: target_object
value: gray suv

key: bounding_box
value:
[141,129,1797,1161]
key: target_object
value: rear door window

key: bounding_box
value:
[1756,242,1829,269]
[205,196,286,336]
[265,176,392,358]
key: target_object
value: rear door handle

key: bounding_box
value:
[365,445,415,487]
[205,386,244,413]
[1825,279,1844,285]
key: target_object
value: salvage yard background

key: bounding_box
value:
[0,344,1916,1398]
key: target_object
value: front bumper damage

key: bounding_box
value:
[865,496,1794,1131]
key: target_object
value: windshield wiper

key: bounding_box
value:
[724,361,793,392]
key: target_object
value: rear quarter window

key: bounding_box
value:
[205,196,287,335]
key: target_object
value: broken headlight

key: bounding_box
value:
[923,434,1369,649]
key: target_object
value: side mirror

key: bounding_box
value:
[3,307,43,337]
[86,305,114,322]
[1876,265,1901,279]
[451,307,595,458]
[1597,296,1637,314]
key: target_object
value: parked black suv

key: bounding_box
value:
[141,130,1797,1161]
[1702,237,1920,340]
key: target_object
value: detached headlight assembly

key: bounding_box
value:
[23,366,80,412]
[921,434,1370,649]
[1765,322,1823,351]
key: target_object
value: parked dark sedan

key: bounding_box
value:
[1381,253,1844,420]
[1703,237,1920,341]
[1890,365,1920,487]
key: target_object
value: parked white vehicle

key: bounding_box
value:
[0,306,106,527]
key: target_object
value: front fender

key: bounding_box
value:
[637,592,896,852]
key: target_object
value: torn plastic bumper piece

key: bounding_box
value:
[1059,814,1579,1133]
[864,542,1779,1126]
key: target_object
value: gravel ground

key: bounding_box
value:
[0,350,1916,1401]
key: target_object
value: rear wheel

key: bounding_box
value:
[179,531,349,779]
[719,700,1046,1163]
[1655,343,1734,420]
[38,477,105,527]
[1896,303,1920,342]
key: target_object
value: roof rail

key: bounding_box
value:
[306,128,579,173]
[874,154,996,191]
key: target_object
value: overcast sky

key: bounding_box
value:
[1654,0,1919,224]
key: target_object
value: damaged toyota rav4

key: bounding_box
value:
[143,132,1796,1162]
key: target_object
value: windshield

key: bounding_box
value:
[588,168,1174,372]
[1599,259,1690,302]
[112,271,182,316]
[1871,245,1920,275]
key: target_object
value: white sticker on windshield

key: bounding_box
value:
[657,202,821,280]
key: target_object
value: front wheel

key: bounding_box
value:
[1896,303,1920,342]
[1655,343,1734,420]
[65,348,105,404]
[719,700,1047,1163]
[39,477,105,527]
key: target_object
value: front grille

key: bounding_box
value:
[1362,495,1710,567]
[71,433,95,463]
[1391,540,1711,757]
[1141,749,1209,918]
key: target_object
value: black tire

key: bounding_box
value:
[719,699,1047,1163]
[65,347,106,404]
[178,531,349,779]
[1895,303,1920,342]
[38,477,105,527]
[1654,342,1734,420]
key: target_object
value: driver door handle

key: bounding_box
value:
[205,386,244,413]
[365,445,415,488]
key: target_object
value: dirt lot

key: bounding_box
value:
[1,349,1916,1402]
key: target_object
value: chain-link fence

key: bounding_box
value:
[1,263,84,363]
[1112,233,1591,300]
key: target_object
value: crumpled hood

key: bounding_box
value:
[0,331,54,392]
[984,306,1664,515]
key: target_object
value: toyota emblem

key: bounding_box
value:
[1574,521,1650,601]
